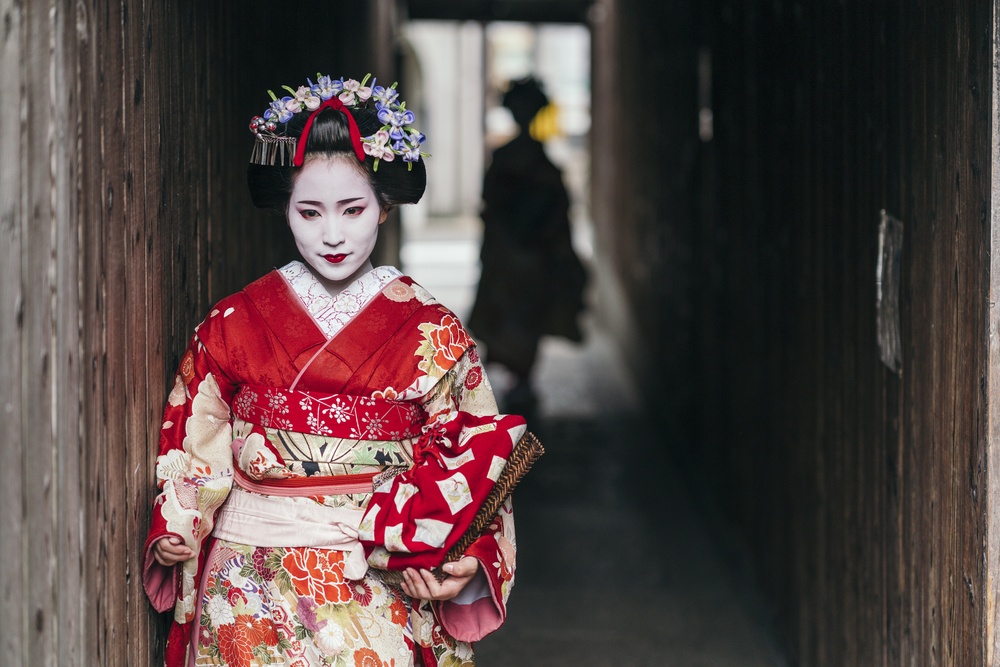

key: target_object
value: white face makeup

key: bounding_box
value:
[286,156,387,298]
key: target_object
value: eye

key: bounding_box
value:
[297,208,321,219]
[344,206,365,216]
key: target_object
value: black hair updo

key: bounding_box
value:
[247,105,427,214]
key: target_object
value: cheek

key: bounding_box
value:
[288,222,317,250]
[351,216,382,246]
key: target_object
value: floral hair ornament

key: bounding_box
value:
[249,73,428,171]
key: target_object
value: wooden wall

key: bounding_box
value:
[0,1,390,664]
[592,0,998,664]
[590,0,699,436]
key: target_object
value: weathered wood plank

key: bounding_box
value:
[50,0,84,664]
[986,5,1000,662]
[122,1,150,663]
[22,0,58,663]
[0,0,25,662]
[98,0,129,663]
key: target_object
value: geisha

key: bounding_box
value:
[143,74,527,667]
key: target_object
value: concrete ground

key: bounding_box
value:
[402,224,786,667]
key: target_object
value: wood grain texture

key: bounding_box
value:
[985,5,1000,664]
[0,0,25,662]
[2,1,388,663]
[592,0,997,664]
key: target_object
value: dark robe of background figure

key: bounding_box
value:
[469,77,587,417]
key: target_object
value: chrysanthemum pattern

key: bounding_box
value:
[194,542,414,666]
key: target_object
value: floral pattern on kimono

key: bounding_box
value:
[144,263,518,667]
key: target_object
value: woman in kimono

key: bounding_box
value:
[469,77,586,414]
[143,75,522,667]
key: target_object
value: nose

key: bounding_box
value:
[321,218,345,247]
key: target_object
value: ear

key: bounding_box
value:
[379,209,389,225]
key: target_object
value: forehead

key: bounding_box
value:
[291,156,374,198]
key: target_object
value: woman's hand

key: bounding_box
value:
[400,556,479,601]
[152,535,194,567]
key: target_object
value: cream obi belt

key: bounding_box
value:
[213,486,370,580]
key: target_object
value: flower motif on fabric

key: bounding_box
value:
[280,548,351,606]
[306,412,333,436]
[183,373,234,473]
[361,413,387,438]
[325,397,353,424]
[388,597,409,627]
[349,580,373,606]
[234,389,257,417]
[353,646,393,667]
[415,314,473,380]
[463,366,483,391]
[372,387,399,401]
[384,280,416,303]
[267,391,290,413]
[180,349,196,385]
[216,620,253,667]
[207,592,237,627]
[314,621,346,657]
[167,373,187,407]
[411,283,437,305]
[155,448,190,482]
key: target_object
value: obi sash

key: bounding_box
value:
[213,486,370,580]
[228,383,527,573]
[232,384,425,440]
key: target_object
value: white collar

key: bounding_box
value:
[278,261,402,339]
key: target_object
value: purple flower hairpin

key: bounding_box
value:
[249,73,429,171]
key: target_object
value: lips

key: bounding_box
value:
[324,254,348,264]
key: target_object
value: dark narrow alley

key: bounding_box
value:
[4,1,1000,666]
[474,333,784,666]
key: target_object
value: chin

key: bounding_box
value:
[307,258,365,283]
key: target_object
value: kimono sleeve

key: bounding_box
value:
[142,325,237,624]
[370,347,525,642]
[419,349,519,642]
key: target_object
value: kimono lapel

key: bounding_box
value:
[242,271,328,365]
[243,263,422,392]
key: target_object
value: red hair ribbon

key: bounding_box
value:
[293,97,366,166]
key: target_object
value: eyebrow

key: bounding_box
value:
[293,197,366,206]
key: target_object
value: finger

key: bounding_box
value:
[405,568,433,600]
[442,557,478,578]
[159,543,193,557]
[415,569,442,599]
[420,568,470,601]
[154,551,183,566]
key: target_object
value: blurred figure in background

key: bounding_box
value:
[469,77,587,415]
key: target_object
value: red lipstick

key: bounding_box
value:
[324,254,347,264]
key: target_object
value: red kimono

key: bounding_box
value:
[143,263,520,667]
